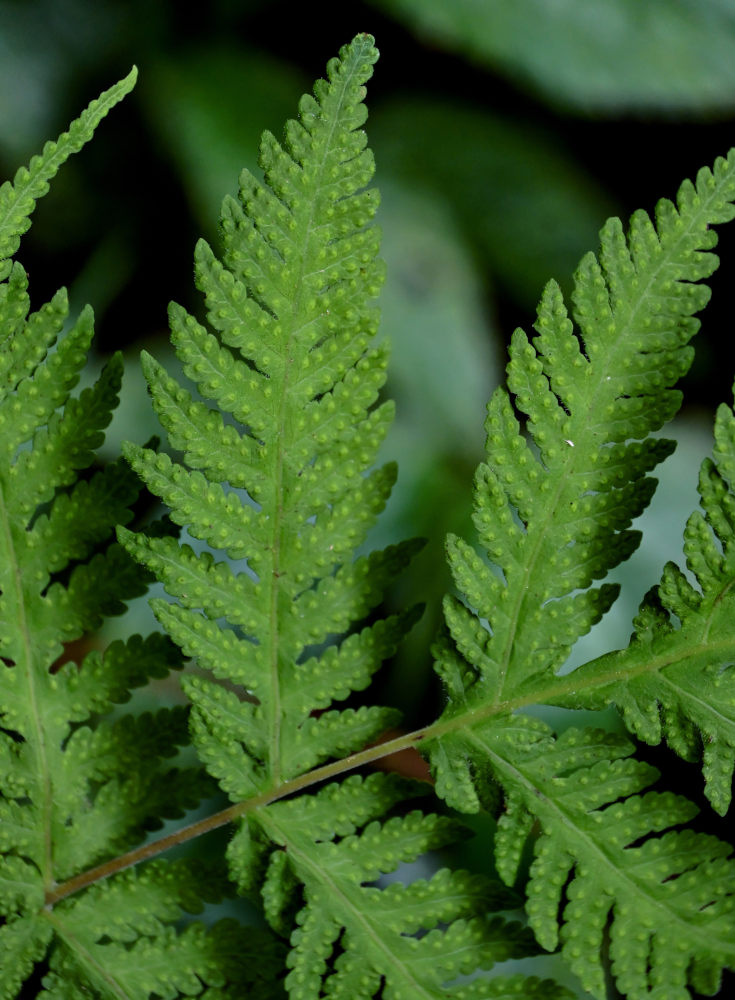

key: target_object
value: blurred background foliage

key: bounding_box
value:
[4,1,735,992]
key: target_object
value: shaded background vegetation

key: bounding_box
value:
[3,3,735,994]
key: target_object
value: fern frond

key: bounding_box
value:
[119,33,418,794]
[0,320,206,984]
[425,152,735,998]
[430,155,735,717]
[40,862,286,999]
[456,719,735,1000]
[426,151,735,777]
[115,36,579,1000]
[561,385,735,815]
[236,773,569,1000]
[0,68,137,280]
[0,75,240,997]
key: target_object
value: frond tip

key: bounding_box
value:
[0,67,137,280]
[120,33,421,800]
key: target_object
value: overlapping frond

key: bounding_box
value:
[119,34,420,796]
[562,387,735,814]
[433,153,735,716]
[427,151,735,789]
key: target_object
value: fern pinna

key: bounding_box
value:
[0,72,279,997]
[426,153,735,997]
[559,392,735,818]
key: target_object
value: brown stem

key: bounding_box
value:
[45,726,429,906]
[48,630,711,908]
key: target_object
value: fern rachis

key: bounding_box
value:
[2,32,735,1000]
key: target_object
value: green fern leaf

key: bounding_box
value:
[432,154,735,717]
[426,150,735,785]
[119,32,416,795]
[0,74,244,998]
[12,28,735,1000]
[451,718,735,999]
[243,773,568,1000]
[0,916,53,1000]
[118,36,575,999]
[425,151,735,999]
[559,385,735,815]
[39,861,286,999]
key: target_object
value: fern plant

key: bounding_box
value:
[3,32,735,1000]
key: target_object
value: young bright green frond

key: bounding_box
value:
[111,41,578,1000]
[561,387,735,815]
[0,68,137,280]
[423,150,735,1000]
[120,35,421,800]
[429,150,735,778]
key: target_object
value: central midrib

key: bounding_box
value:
[267,57,365,787]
